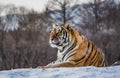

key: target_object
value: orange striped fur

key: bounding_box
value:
[40,23,105,68]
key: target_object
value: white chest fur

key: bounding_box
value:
[57,51,64,61]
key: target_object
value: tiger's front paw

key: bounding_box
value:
[37,65,50,69]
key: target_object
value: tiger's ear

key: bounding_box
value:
[65,23,71,30]
[52,23,56,28]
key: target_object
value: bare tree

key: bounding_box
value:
[47,0,77,24]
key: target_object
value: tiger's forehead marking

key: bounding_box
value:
[52,24,66,34]
[55,25,62,33]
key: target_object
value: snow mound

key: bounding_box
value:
[0,66,120,78]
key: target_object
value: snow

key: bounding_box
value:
[0,66,120,78]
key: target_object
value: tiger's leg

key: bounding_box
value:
[42,61,76,68]
[37,59,60,68]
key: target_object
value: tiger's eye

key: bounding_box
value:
[58,31,62,36]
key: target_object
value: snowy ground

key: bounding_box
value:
[0,66,120,78]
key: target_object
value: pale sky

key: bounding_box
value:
[0,0,92,12]
[0,0,49,12]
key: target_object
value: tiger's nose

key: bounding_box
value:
[52,39,59,44]
[52,39,58,43]
[52,41,60,45]
[51,38,54,40]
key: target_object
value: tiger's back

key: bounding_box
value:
[44,23,105,68]
[69,40,105,67]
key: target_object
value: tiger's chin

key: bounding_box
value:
[50,43,63,48]
[49,41,58,48]
[50,43,58,48]
[50,44,64,51]
[49,40,62,47]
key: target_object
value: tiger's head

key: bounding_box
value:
[49,23,71,49]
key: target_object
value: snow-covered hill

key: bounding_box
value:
[0,66,120,78]
[0,4,31,31]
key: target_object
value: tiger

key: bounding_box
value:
[39,23,105,68]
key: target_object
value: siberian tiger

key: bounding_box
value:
[39,23,105,68]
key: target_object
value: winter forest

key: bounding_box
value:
[0,0,120,70]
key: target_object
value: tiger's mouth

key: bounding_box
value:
[49,40,62,47]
